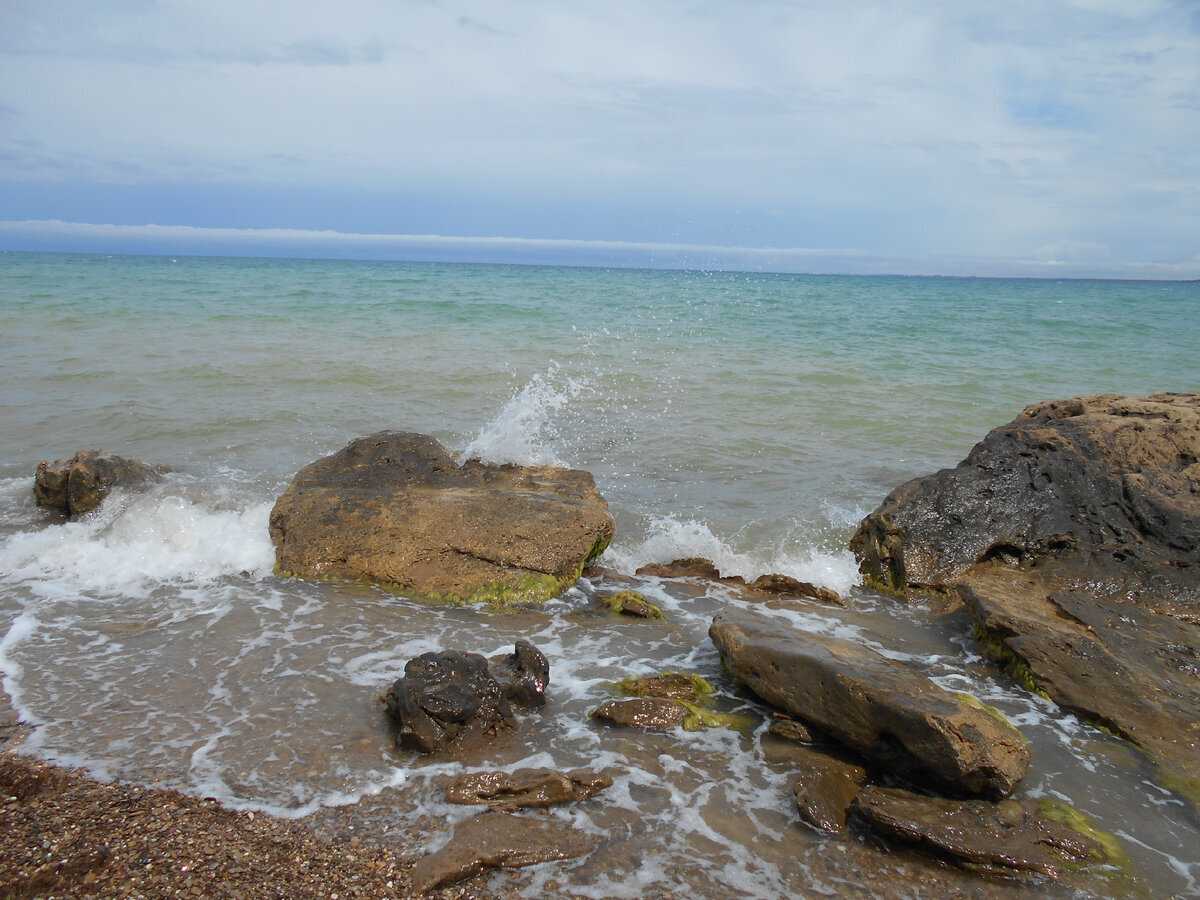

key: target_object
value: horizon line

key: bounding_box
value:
[2,219,1198,281]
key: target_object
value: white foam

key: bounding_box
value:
[0,611,42,724]
[603,514,860,594]
[461,365,586,467]
[0,487,275,598]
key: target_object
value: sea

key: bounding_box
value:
[1,250,1198,898]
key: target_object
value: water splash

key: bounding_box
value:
[461,364,588,468]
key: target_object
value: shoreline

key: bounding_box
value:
[0,696,496,900]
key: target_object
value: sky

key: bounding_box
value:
[1,0,1198,277]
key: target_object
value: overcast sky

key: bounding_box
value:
[1,0,1198,277]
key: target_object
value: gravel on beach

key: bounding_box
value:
[0,720,500,900]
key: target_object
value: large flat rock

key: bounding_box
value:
[269,431,614,603]
[850,393,1200,808]
[709,607,1031,798]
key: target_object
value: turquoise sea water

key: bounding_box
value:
[1,251,1199,897]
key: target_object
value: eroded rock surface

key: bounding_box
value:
[410,811,596,894]
[635,557,842,604]
[34,450,162,516]
[850,393,1200,807]
[382,650,516,753]
[269,431,614,603]
[443,768,612,808]
[850,786,1121,881]
[709,607,1031,798]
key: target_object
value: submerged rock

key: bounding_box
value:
[34,450,163,516]
[269,431,614,604]
[616,672,713,703]
[709,607,1031,798]
[850,392,1200,808]
[850,786,1123,880]
[443,768,612,808]
[410,811,596,894]
[590,697,691,731]
[785,744,868,835]
[382,650,516,753]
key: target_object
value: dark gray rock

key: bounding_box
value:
[488,640,550,708]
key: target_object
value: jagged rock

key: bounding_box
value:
[443,768,612,808]
[590,697,691,731]
[598,590,665,619]
[849,786,1122,879]
[616,672,712,703]
[487,640,550,708]
[34,450,162,516]
[269,431,614,603]
[381,650,515,753]
[635,557,725,580]
[410,812,596,894]
[709,607,1031,798]
[850,393,1200,808]
[748,573,843,605]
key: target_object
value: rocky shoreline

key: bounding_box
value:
[9,392,1199,897]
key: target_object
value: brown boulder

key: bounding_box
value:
[269,431,614,603]
[850,393,1200,808]
[34,450,162,516]
[590,697,691,731]
[784,744,867,835]
[709,607,1031,798]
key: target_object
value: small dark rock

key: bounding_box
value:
[590,697,690,731]
[768,716,820,744]
[617,672,712,703]
[598,590,665,619]
[382,650,515,753]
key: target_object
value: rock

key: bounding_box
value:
[616,672,713,703]
[709,607,1031,798]
[269,431,614,603]
[590,697,691,731]
[34,450,162,516]
[598,590,665,619]
[849,393,1200,808]
[636,557,727,580]
[635,557,841,604]
[381,650,515,753]
[487,640,550,708]
[410,811,596,894]
[768,716,820,744]
[787,745,867,835]
[749,573,843,605]
[849,786,1123,880]
[443,768,612,808]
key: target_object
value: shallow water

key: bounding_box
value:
[1,252,1199,897]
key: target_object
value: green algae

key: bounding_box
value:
[954,691,1028,742]
[971,620,1051,700]
[1037,799,1131,874]
[678,701,757,733]
[600,590,666,620]
[615,672,714,700]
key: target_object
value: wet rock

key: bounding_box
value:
[850,786,1122,879]
[616,672,713,703]
[598,590,665,619]
[34,450,163,516]
[787,745,867,835]
[269,431,614,603]
[709,607,1031,798]
[749,573,843,605]
[850,392,1200,808]
[443,768,612,808]
[768,716,820,744]
[382,650,515,753]
[635,557,841,604]
[410,811,597,894]
[590,697,691,731]
[488,640,550,708]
